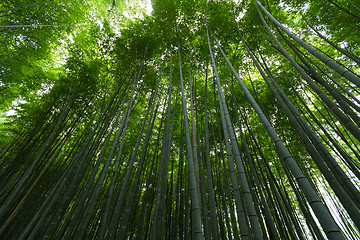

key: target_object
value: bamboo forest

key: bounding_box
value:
[1,0,360,239]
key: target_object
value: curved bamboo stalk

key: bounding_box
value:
[210,26,345,239]
[206,24,263,240]
[255,0,360,88]
[256,1,360,143]
[177,35,204,240]
[204,58,220,240]
[0,0,53,14]
[300,11,360,66]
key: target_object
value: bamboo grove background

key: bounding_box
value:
[0,0,360,239]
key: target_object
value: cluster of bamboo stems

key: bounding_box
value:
[1,0,360,239]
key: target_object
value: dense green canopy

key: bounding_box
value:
[0,0,360,239]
